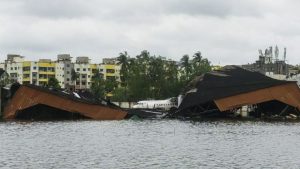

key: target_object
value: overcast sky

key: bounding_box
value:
[0,0,299,65]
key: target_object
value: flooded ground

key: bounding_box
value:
[1,120,300,168]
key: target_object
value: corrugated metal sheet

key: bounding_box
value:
[3,85,127,120]
[214,83,300,111]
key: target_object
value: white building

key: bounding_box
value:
[56,54,74,89]
[74,56,93,90]
[5,54,24,83]
[1,54,122,91]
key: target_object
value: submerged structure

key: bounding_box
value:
[169,66,300,119]
[3,84,127,120]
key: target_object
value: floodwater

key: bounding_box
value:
[1,120,300,169]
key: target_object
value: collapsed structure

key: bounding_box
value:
[3,84,127,120]
[169,66,300,119]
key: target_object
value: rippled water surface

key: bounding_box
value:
[1,120,300,168]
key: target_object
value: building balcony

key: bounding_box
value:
[38,63,56,67]
[23,71,30,74]
[38,71,55,75]
[106,73,115,77]
[38,78,48,82]
[22,78,30,81]
[22,62,31,67]
[104,65,116,69]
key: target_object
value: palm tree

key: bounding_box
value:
[180,54,191,77]
[192,51,202,67]
[117,51,129,85]
[191,51,211,78]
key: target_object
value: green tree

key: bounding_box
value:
[90,70,105,99]
[0,72,10,86]
[124,50,152,101]
[111,87,128,102]
[110,50,212,101]
[117,51,130,86]
[180,54,192,82]
[148,56,165,98]
[191,51,211,79]
[177,51,212,93]
[162,60,181,98]
[105,77,118,95]
[47,77,61,89]
[71,68,79,82]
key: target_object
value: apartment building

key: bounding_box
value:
[1,54,122,90]
[5,54,24,83]
[37,59,56,86]
[22,61,38,85]
[22,59,56,86]
[56,54,74,89]
[74,56,93,90]
[99,57,121,82]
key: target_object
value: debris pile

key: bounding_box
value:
[167,66,300,120]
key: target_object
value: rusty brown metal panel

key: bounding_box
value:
[214,83,300,112]
[3,86,127,120]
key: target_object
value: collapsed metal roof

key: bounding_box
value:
[179,66,300,112]
[3,85,127,120]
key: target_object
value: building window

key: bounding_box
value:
[88,75,90,78]
[82,75,86,78]
[33,66,36,70]
[67,78,70,81]
[77,68,80,71]
[106,69,115,73]
[88,68,90,71]
[39,67,47,72]
[23,67,30,71]
[92,69,97,73]
[67,71,70,74]
[76,82,80,85]
[48,67,55,72]
[82,82,86,85]
[100,69,103,72]
[66,64,70,67]
[83,68,86,71]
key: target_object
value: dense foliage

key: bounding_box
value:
[110,50,212,101]
[90,50,211,101]
[47,77,61,89]
[90,70,106,99]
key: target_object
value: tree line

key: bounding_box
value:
[91,50,212,102]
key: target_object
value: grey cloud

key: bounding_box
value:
[21,0,93,18]
[0,0,299,65]
[1,0,263,20]
[163,0,263,17]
